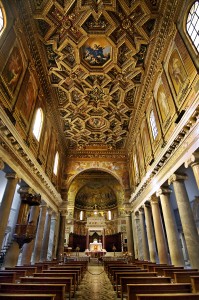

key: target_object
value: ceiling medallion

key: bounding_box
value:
[85,86,106,107]
[81,37,112,67]
[86,117,106,130]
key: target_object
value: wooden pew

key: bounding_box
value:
[20,276,73,300]
[110,268,143,284]
[0,294,56,299]
[174,271,199,283]
[5,267,37,276]
[33,272,77,295]
[147,264,173,272]
[108,266,141,280]
[115,272,158,295]
[43,269,80,285]
[190,276,199,293]
[49,266,82,280]
[0,273,16,283]
[136,294,199,300]
[0,270,26,282]
[153,266,184,276]
[127,283,192,300]
[49,267,83,283]
[120,277,171,300]
[0,283,65,300]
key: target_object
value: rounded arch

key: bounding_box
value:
[67,167,125,190]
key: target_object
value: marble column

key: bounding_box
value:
[132,212,139,259]
[144,201,157,262]
[20,205,40,264]
[185,152,199,189]
[169,173,199,269]
[139,207,150,261]
[134,211,143,259]
[151,195,169,264]
[32,201,47,263]
[57,202,67,260]
[102,229,105,249]
[86,229,89,250]
[50,212,59,260]
[157,187,184,266]
[40,207,52,262]
[125,211,135,260]
[0,172,18,250]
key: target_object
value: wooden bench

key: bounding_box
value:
[120,277,171,300]
[0,273,16,283]
[190,276,199,293]
[43,269,80,285]
[49,266,82,280]
[0,294,56,299]
[5,267,37,276]
[147,264,173,272]
[0,270,26,281]
[20,276,73,300]
[33,272,77,295]
[153,266,184,276]
[136,294,199,300]
[108,266,141,280]
[127,283,192,300]
[0,283,65,300]
[110,268,143,284]
[174,271,199,283]
[115,272,158,295]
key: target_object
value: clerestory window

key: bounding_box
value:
[150,110,158,139]
[32,108,43,141]
[186,1,199,52]
[53,151,59,176]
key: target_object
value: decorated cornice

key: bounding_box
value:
[66,148,127,159]
[129,94,199,208]
[0,106,62,211]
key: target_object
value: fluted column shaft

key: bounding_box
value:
[21,205,40,264]
[151,196,169,264]
[40,208,52,261]
[139,207,150,261]
[157,187,184,266]
[169,173,199,269]
[144,202,157,262]
[0,173,18,249]
[32,202,47,263]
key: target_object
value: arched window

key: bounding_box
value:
[0,4,5,34]
[186,1,199,52]
[80,211,83,221]
[150,110,158,139]
[53,151,59,176]
[32,108,43,141]
[108,210,111,220]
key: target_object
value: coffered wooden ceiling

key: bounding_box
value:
[18,0,173,151]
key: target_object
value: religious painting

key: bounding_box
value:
[157,84,170,122]
[2,45,24,94]
[168,49,187,95]
[81,37,111,67]
[47,129,57,170]
[18,70,37,123]
[136,137,145,177]
[141,119,152,165]
[40,117,51,156]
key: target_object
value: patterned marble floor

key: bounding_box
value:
[74,259,119,300]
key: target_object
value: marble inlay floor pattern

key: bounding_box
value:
[74,259,119,300]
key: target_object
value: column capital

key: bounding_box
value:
[0,158,4,170]
[59,201,68,216]
[6,172,18,180]
[40,200,47,208]
[150,195,159,205]
[139,207,144,214]
[156,187,172,197]
[168,173,188,185]
[123,202,132,215]
[144,201,151,208]
[185,151,199,168]
[47,207,53,215]
[135,211,140,218]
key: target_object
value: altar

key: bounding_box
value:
[89,242,102,251]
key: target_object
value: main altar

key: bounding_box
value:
[85,215,107,257]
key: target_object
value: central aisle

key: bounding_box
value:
[74,259,118,300]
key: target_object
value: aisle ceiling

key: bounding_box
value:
[21,0,163,150]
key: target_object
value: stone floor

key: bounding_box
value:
[74,258,118,300]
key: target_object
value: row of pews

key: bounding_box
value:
[0,259,88,299]
[104,259,199,300]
